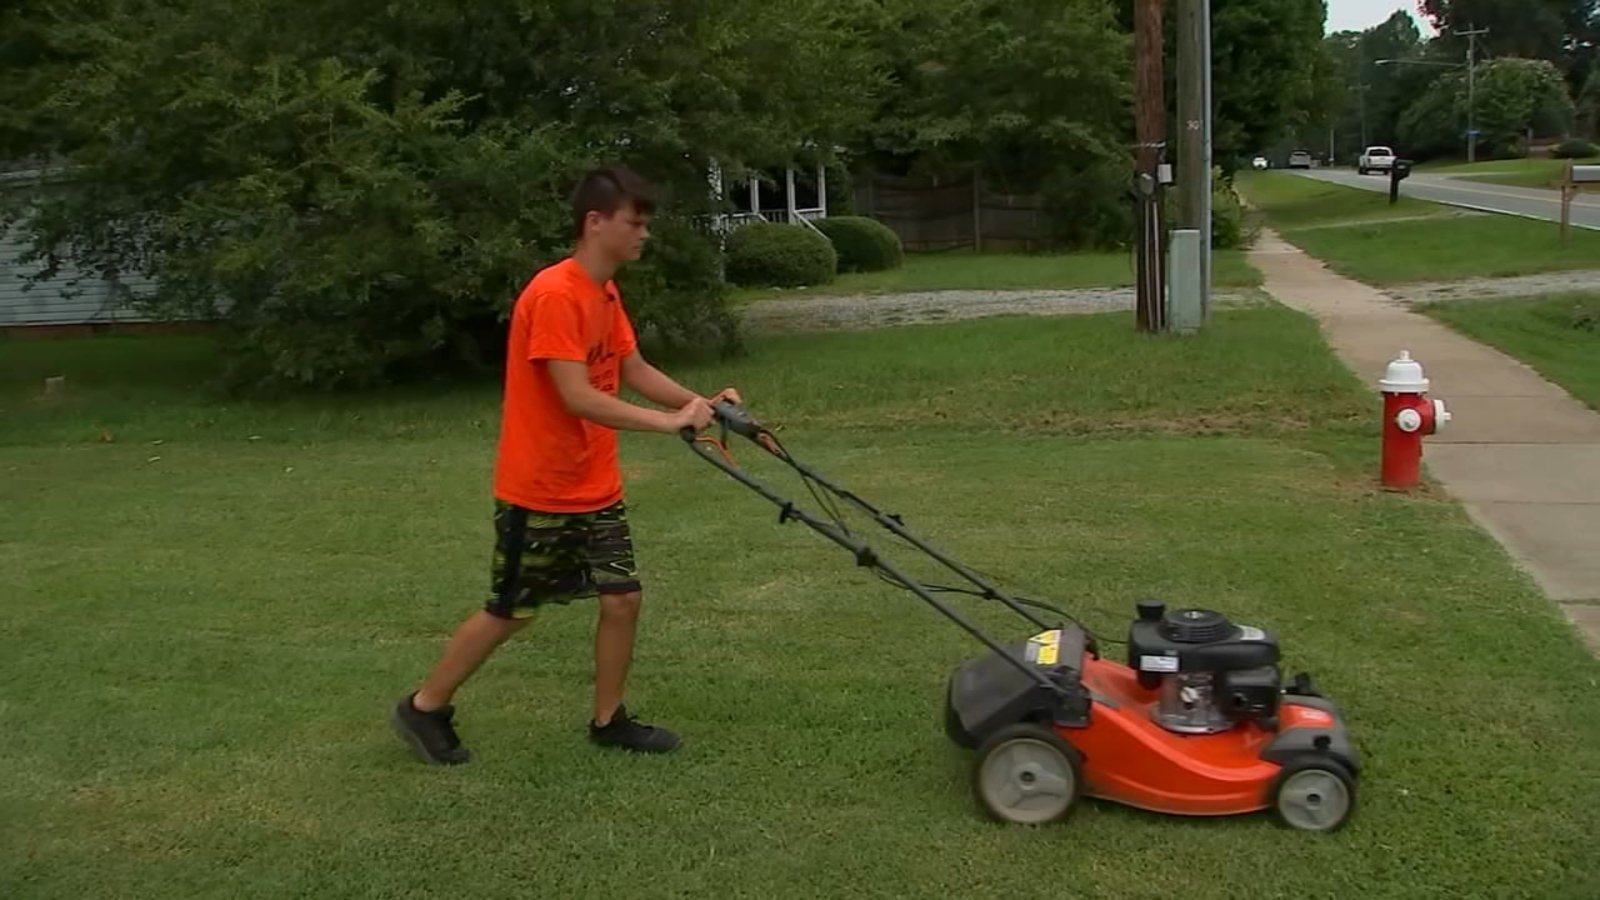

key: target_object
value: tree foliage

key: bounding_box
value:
[853,0,1132,246]
[1315,12,1435,160]
[1208,0,1329,166]
[1,0,879,389]
[1110,0,1331,167]
[2,0,1355,387]
[1398,57,1576,159]
[861,0,1130,185]
[1420,1,1598,85]
[1579,58,1600,136]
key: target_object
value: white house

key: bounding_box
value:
[0,164,157,331]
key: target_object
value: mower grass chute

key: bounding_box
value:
[683,401,1361,833]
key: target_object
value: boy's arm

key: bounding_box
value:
[620,352,742,409]
[547,360,710,433]
[620,352,699,408]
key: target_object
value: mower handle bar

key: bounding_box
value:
[679,401,1073,701]
[678,398,762,444]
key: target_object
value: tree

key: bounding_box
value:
[1398,73,1465,158]
[1107,0,1329,167]
[861,0,1130,183]
[1351,11,1440,152]
[1398,56,1576,159]
[0,0,882,389]
[857,0,1132,247]
[1208,0,1329,166]
[1420,1,1599,86]
[1475,57,1577,153]
[1580,59,1600,136]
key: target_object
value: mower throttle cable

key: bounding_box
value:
[681,410,1096,702]
[756,427,1128,645]
[694,401,1127,657]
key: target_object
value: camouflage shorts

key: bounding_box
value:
[485,500,641,619]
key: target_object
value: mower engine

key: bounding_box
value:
[1127,600,1283,734]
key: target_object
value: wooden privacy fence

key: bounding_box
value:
[851,170,1050,252]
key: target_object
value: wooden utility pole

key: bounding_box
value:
[1456,26,1488,164]
[1133,0,1166,333]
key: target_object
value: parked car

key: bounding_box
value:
[1358,145,1396,175]
[1287,150,1312,169]
[1251,156,1269,170]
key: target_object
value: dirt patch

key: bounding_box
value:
[1289,210,1484,231]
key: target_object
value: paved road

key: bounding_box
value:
[1294,167,1600,231]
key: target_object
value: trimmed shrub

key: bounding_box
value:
[724,222,837,287]
[814,215,903,273]
[1551,138,1599,159]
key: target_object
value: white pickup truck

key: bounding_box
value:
[1358,146,1396,175]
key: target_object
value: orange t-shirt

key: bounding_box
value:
[493,257,639,513]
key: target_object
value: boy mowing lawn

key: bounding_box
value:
[392,164,736,763]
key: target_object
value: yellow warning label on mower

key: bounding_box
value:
[1027,629,1062,666]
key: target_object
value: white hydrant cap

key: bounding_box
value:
[1379,350,1429,393]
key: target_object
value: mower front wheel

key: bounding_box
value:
[1269,756,1356,833]
[972,724,1083,825]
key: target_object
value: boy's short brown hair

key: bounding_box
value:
[570,165,657,239]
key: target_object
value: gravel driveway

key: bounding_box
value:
[740,287,1261,333]
[1383,270,1600,306]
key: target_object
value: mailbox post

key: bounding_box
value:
[1562,162,1600,242]
[1389,158,1413,205]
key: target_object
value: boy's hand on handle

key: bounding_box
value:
[673,397,715,434]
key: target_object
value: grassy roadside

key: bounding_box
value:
[1422,157,1600,189]
[1236,172,1600,284]
[1236,170,1448,229]
[1421,292,1600,410]
[731,248,1263,305]
[5,311,1600,897]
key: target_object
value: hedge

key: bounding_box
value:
[724,222,837,287]
[814,216,903,273]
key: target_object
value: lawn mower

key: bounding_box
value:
[683,401,1361,832]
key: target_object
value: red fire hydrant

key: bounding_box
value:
[1379,350,1451,490]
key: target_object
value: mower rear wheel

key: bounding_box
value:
[972,724,1083,825]
[1269,756,1356,833]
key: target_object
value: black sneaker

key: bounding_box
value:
[390,694,471,765]
[588,705,680,753]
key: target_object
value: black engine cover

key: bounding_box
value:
[1127,604,1281,677]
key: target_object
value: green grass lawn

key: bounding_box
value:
[5,312,1600,898]
[1421,292,1600,410]
[1423,157,1600,189]
[731,248,1262,304]
[1238,172,1600,284]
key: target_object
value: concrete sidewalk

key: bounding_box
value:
[1248,230,1600,652]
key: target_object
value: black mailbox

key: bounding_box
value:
[1389,158,1413,204]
